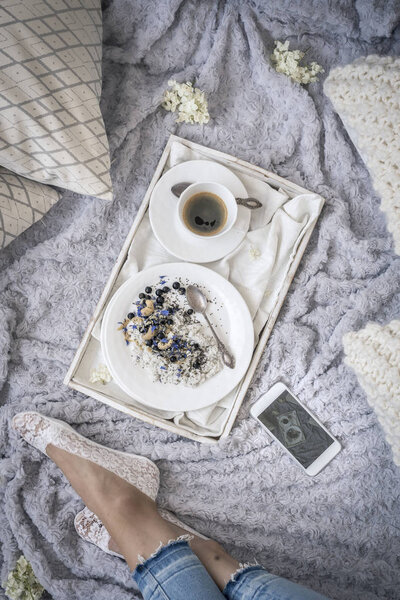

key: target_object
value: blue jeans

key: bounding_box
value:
[132,540,330,600]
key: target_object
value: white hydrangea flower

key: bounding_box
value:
[271,40,324,84]
[161,79,210,124]
[89,364,112,385]
[3,556,44,600]
[161,90,179,112]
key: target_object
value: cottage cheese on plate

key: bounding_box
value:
[118,276,222,386]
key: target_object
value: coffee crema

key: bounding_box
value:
[182,192,228,236]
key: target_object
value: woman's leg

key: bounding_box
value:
[47,444,239,593]
[13,413,330,600]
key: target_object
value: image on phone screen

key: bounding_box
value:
[258,390,334,468]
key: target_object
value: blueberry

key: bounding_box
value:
[178,287,186,295]
[145,340,152,347]
[193,361,201,369]
[145,294,151,300]
[155,289,163,296]
[172,281,180,289]
[145,286,152,294]
[192,343,199,350]
[127,312,135,319]
[170,356,177,363]
[139,293,145,299]
[156,297,164,304]
[167,318,173,325]
[157,331,165,339]
[160,319,167,325]
[186,309,194,315]
[163,286,170,293]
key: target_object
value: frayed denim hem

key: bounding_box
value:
[229,562,260,582]
[133,538,225,599]
[223,565,266,597]
[136,534,194,566]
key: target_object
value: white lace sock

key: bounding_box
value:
[13,411,207,560]
[74,505,209,559]
[12,411,160,499]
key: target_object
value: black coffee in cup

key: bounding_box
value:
[182,192,228,236]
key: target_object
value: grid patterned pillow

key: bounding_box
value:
[0,167,60,249]
[0,0,112,200]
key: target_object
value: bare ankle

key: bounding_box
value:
[192,538,223,556]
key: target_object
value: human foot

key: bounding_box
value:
[74,507,123,557]
[12,412,160,514]
[12,412,239,581]
[13,412,172,567]
[75,504,209,558]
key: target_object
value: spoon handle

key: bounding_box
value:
[204,314,235,369]
[236,197,262,209]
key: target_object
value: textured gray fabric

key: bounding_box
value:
[1,1,400,599]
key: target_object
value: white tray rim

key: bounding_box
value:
[64,134,325,444]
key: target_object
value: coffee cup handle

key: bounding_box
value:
[236,197,263,209]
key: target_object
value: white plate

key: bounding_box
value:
[149,160,251,263]
[101,263,254,412]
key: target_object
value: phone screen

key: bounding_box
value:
[258,390,334,468]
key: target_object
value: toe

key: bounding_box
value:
[12,412,32,435]
[11,412,49,453]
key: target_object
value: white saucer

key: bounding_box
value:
[149,160,251,263]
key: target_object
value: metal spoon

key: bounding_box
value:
[171,182,262,210]
[186,285,235,369]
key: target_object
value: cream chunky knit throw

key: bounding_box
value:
[343,321,400,466]
[326,56,400,467]
[324,55,400,254]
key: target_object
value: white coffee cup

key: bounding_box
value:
[177,182,238,239]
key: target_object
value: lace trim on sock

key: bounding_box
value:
[12,412,159,500]
[137,534,194,565]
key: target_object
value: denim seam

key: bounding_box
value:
[135,539,194,600]
[139,565,170,600]
[224,566,276,600]
[238,578,274,600]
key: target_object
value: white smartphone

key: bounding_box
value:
[250,382,341,476]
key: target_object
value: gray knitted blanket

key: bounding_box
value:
[1,1,400,599]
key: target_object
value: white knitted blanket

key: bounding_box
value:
[344,320,400,465]
[324,55,400,254]
[325,56,400,467]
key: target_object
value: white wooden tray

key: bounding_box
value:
[64,135,324,444]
